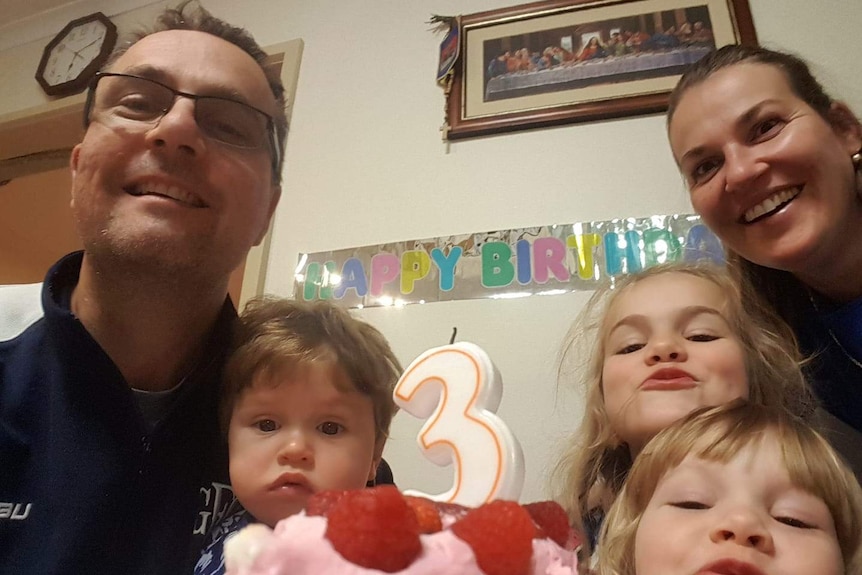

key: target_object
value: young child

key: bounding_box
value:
[195,297,402,575]
[550,261,813,557]
[597,400,862,575]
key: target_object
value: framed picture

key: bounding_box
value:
[445,0,756,140]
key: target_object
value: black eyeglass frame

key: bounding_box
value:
[83,71,281,176]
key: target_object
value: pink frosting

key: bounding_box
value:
[531,537,579,575]
[226,512,578,575]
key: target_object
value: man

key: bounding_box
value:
[0,2,285,573]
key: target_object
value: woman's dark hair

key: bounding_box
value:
[668,44,833,125]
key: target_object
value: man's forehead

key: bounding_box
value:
[110,30,275,108]
[115,30,247,71]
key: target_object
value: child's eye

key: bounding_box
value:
[617,343,644,355]
[775,516,814,529]
[318,421,344,436]
[687,333,719,342]
[671,500,710,510]
[255,419,278,433]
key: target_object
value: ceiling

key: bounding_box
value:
[0,0,162,52]
[0,0,77,25]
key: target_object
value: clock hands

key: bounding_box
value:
[65,37,104,74]
[37,13,117,96]
[76,37,102,54]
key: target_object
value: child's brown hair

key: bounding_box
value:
[221,297,402,450]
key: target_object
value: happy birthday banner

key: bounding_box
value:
[294,214,723,308]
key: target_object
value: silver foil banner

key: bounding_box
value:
[294,214,723,308]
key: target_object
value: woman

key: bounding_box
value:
[665,45,862,460]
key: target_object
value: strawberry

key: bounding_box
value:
[524,501,571,547]
[305,489,348,517]
[451,500,533,575]
[325,485,421,572]
[405,496,443,534]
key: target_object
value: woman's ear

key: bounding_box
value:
[827,102,862,155]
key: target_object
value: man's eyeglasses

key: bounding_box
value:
[84,72,281,175]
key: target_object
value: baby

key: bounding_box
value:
[195,297,402,575]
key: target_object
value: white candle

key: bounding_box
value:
[393,342,525,506]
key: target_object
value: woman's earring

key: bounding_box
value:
[855,151,862,200]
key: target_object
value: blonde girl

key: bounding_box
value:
[550,261,812,557]
[597,400,862,575]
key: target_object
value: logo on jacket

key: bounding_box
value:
[194,482,234,535]
[0,502,31,520]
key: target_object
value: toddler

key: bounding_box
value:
[195,297,402,574]
[597,400,862,575]
[550,262,812,556]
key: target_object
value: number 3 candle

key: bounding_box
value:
[393,342,525,506]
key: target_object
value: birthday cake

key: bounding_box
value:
[224,485,579,575]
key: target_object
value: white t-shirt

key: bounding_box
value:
[0,282,43,341]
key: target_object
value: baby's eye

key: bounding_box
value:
[617,343,644,355]
[687,334,719,342]
[775,516,814,529]
[255,419,278,433]
[318,421,344,436]
[671,500,710,510]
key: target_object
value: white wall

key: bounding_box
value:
[2,0,861,503]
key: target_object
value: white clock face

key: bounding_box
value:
[43,20,109,87]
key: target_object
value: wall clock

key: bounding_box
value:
[35,12,118,97]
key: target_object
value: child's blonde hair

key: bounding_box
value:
[597,400,862,575]
[549,261,813,554]
[221,297,402,451]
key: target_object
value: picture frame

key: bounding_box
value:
[444,0,756,140]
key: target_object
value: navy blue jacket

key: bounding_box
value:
[0,252,233,574]
[797,307,862,433]
[741,263,862,476]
